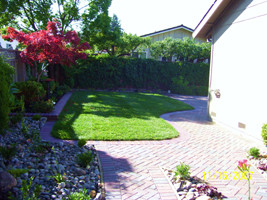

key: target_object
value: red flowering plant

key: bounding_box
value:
[2,21,90,82]
[237,159,252,200]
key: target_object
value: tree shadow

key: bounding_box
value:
[97,150,133,192]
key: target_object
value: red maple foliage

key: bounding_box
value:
[2,21,90,81]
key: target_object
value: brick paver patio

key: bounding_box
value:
[40,94,267,200]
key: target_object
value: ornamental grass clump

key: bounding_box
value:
[76,151,93,168]
[77,139,87,147]
[174,162,191,180]
[249,147,260,159]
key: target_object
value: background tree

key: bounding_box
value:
[116,33,151,57]
[0,0,91,32]
[81,0,121,56]
[2,21,91,82]
[149,37,211,62]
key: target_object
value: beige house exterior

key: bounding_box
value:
[140,25,206,60]
[193,0,267,141]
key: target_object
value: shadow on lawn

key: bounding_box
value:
[80,91,193,119]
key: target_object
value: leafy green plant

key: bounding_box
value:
[8,168,30,178]
[0,56,14,135]
[10,113,24,125]
[67,188,90,200]
[21,120,30,139]
[30,100,54,113]
[174,162,191,180]
[15,80,46,108]
[262,124,267,145]
[249,147,260,158]
[32,114,41,121]
[21,177,42,200]
[76,151,93,168]
[50,172,66,183]
[78,139,87,147]
[0,144,16,165]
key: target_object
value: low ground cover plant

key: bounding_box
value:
[52,91,193,140]
[249,147,260,158]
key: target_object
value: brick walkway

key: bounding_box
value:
[40,94,267,200]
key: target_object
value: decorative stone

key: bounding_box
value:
[185,192,194,200]
[196,196,212,200]
[0,171,17,192]
[90,190,97,198]
[74,168,86,176]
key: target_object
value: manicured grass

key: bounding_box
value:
[51,91,194,140]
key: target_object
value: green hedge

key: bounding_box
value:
[69,57,209,95]
[0,56,14,134]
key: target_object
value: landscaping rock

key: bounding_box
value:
[0,171,17,195]
[0,117,102,199]
[196,195,212,200]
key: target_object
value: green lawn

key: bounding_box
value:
[51,91,194,140]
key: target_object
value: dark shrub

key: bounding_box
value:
[30,100,54,113]
[70,56,210,96]
[15,80,46,107]
[0,56,14,134]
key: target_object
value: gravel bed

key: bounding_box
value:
[247,152,267,180]
[161,167,224,200]
[0,117,103,200]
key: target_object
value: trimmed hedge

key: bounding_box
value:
[0,56,14,134]
[69,57,209,95]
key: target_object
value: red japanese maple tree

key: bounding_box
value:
[2,21,90,82]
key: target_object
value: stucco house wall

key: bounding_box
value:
[194,0,267,141]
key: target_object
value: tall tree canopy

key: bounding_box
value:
[82,1,150,57]
[0,0,89,32]
[2,21,90,81]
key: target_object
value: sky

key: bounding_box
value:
[109,0,215,36]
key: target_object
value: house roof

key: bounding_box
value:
[193,0,233,39]
[140,24,194,37]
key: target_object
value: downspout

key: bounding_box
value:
[208,27,214,122]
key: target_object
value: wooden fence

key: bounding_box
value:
[0,48,26,82]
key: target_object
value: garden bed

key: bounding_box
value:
[161,165,224,200]
[9,92,72,121]
[0,117,104,200]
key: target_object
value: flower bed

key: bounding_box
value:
[0,117,103,199]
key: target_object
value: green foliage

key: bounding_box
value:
[249,147,260,158]
[150,37,211,63]
[30,100,54,113]
[78,139,87,147]
[15,80,46,108]
[0,144,16,165]
[0,56,14,134]
[0,0,92,32]
[76,151,94,168]
[8,168,30,178]
[71,57,209,96]
[175,162,191,180]
[10,113,24,125]
[67,188,90,200]
[21,177,42,200]
[50,172,66,183]
[32,114,41,121]
[262,124,267,145]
